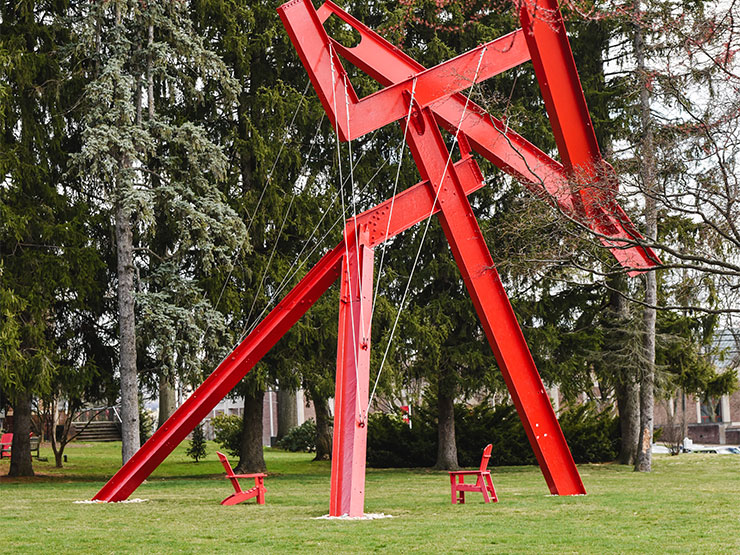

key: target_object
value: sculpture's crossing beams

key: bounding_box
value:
[94,0,659,515]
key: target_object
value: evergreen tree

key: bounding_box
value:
[187,423,208,462]
[68,0,245,464]
[191,0,342,473]
[0,0,110,476]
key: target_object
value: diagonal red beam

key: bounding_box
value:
[350,156,484,248]
[519,0,603,178]
[278,0,531,142]
[405,105,585,495]
[93,242,345,502]
[310,0,659,274]
[517,0,662,270]
[343,30,530,140]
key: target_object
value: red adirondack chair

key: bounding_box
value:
[0,433,12,459]
[448,444,498,504]
[216,452,267,506]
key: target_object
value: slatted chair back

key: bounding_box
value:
[217,451,235,477]
[0,432,12,458]
[216,451,242,493]
[479,444,493,473]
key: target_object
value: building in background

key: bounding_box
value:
[654,329,740,445]
[201,388,318,446]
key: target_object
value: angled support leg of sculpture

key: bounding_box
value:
[93,243,345,502]
[330,234,374,516]
[406,107,585,495]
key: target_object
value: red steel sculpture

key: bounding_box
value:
[94,0,659,516]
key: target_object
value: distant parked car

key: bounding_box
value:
[688,446,740,454]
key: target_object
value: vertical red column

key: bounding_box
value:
[330,231,375,516]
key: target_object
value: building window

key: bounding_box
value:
[700,397,722,423]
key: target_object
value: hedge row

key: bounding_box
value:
[212,401,619,467]
[367,402,618,467]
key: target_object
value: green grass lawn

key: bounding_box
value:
[1,441,738,553]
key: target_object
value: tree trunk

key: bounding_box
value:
[116,200,140,465]
[681,391,687,446]
[9,392,34,477]
[434,378,458,470]
[609,275,640,465]
[616,380,640,465]
[277,388,298,440]
[235,388,266,473]
[158,374,176,429]
[636,269,656,472]
[634,8,657,473]
[312,394,332,461]
[49,397,65,468]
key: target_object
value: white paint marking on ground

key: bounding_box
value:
[313,513,394,521]
[73,498,149,504]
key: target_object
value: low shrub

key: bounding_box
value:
[558,403,619,463]
[455,403,535,467]
[277,419,317,452]
[211,414,242,458]
[211,399,618,467]
[366,411,436,467]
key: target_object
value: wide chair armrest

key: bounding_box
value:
[449,470,489,476]
[228,473,267,479]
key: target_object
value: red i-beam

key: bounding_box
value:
[94,0,659,515]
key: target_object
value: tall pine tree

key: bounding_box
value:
[69,0,245,464]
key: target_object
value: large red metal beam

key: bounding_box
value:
[351,156,484,248]
[330,233,374,517]
[308,0,659,274]
[93,242,345,502]
[517,0,653,267]
[404,105,585,494]
[519,0,603,178]
[278,0,531,142]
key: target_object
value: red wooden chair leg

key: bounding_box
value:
[256,478,266,505]
[485,474,498,502]
[450,474,457,504]
[479,476,491,503]
[222,492,251,506]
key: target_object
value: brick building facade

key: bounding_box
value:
[654,329,740,445]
